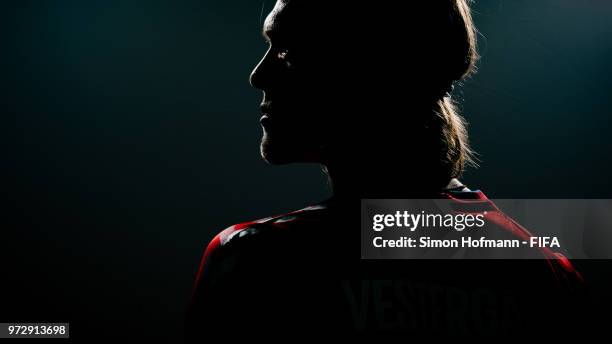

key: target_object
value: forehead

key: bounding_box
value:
[263,1,287,37]
[262,1,316,38]
[262,1,336,45]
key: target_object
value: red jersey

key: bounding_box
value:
[186,190,584,340]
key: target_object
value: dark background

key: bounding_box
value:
[2,0,611,341]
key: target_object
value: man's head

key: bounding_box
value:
[249,1,478,186]
[249,0,333,165]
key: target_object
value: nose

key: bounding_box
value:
[249,48,273,90]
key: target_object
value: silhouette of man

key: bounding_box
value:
[186,1,583,340]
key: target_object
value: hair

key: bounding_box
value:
[436,0,480,179]
[312,0,481,188]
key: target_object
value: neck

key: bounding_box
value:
[324,163,461,199]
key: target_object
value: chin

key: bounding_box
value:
[260,135,293,165]
[261,132,318,165]
[260,128,324,164]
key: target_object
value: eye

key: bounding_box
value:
[277,49,289,60]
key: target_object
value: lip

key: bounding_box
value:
[260,114,271,126]
[260,101,272,113]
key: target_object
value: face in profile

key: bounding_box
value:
[249,1,333,165]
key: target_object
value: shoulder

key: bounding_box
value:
[200,201,330,261]
[220,202,328,245]
[444,189,583,282]
[191,201,330,290]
